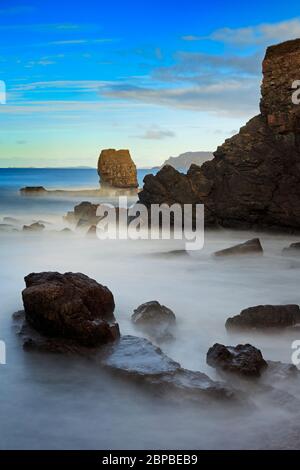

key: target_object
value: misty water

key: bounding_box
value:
[1,169,300,449]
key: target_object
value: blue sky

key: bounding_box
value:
[1,0,300,167]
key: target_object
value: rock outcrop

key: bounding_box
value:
[207,343,268,377]
[20,186,47,195]
[131,301,176,341]
[100,335,236,402]
[214,238,263,257]
[21,272,119,347]
[98,149,138,189]
[139,39,300,231]
[226,304,300,330]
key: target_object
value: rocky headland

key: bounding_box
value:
[139,39,300,232]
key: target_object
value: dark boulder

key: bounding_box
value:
[226,304,300,330]
[214,238,263,257]
[207,343,268,377]
[22,272,119,347]
[132,301,176,341]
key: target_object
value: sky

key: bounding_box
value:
[1,0,300,168]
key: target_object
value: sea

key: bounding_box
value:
[1,167,300,449]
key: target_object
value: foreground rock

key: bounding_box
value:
[21,272,119,347]
[214,238,263,257]
[139,39,300,231]
[132,301,176,341]
[207,343,268,377]
[65,201,135,229]
[23,222,45,232]
[100,335,236,402]
[226,304,300,330]
[98,149,138,189]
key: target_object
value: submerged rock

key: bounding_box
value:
[139,39,300,231]
[21,272,119,347]
[282,242,300,256]
[3,217,20,224]
[98,149,138,189]
[207,343,268,377]
[214,238,263,257]
[226,304,300,330]
[23,222,45,232]
[132,301,176,341]
[264,360,299,383]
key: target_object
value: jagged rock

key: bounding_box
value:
[98,149,138,189]
[23,222,45,232]
[132,301,176,341]
[282,242,300,256]
[100,335,236,401]
[214,238,263,257]
[207,343,268,377]
[226,304,300,330]
[139,39,300,231]
[21,272,119,347]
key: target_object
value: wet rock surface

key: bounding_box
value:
[132,301,176,341]
[139,39,300,231]
[214,238,263,257]
[226,304,300,330]
[100,336,237,402]
[21,272,119,347]
[207,343,268,377]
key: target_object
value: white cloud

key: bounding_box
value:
[134,127,175,140]
[183,18,300,47]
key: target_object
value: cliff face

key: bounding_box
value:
[139,39,300,231]
[98,149,138,189]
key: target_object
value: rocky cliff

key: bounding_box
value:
[139,39,300,231]
[98,149,138,189]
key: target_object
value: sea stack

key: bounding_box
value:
[139,39,300,231]
[98,149,138,190]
